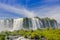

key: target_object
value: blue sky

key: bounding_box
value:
[0,0,60,22]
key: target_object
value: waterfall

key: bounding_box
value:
[53,21,58,28]
[28,18,32,30]
[48,21,51,28]
[0,20,5,32]
[13,18,23,30]
[35,18,40,28]
[39,20,43,28]
[0,17,58,32]
[0,19,13,32]
[32,18,37,30]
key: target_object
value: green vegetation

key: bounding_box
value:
[0,34,5,40]
[0,28,60,40]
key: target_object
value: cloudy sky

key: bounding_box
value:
[0,0,60,22]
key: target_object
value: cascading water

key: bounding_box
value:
[35,18,40,28]
[13,18,23,30]
[31,18,37,30]
[0,19,11,32]
[47,20,50,28]
[53,21,58,28]
[39,21,43,28]
[0,20,5,32]
[0,17,58,32]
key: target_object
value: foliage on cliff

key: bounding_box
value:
[0,28,60,40]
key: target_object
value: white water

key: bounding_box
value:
[32,18,37,30]
[0,19,13,32]
[13,18,23,30]
[0,18,58,32]
[16,37,29,40]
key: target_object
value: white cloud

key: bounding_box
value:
[34,6,60,23]
[0,2,60,23]
[0,3,36,18]
[50,14,60,22]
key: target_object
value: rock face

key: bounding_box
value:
[0,17,58,31]
[22,17,58,30]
